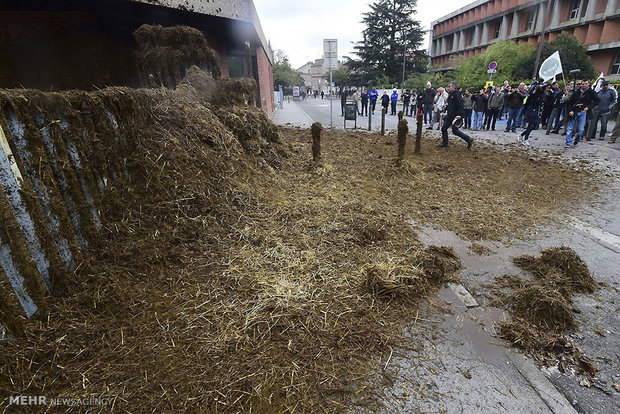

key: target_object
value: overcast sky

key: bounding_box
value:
[253,0,475,69]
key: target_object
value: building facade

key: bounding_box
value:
[297,39,342,92]
[430,0,620,79]
[0,0,276,115]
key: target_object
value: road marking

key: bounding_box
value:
[569,218,620,251]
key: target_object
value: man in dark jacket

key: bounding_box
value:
[361,89,369,116]
[402,89,411,116]
[423,82,436,124]
[546,84,566,135]
[439,81,473,149]
[565,79,600,147]
[381,91,390,113]
[504,83,527,132]
[340,87,348,116]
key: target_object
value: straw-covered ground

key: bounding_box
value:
[0,107,601,412]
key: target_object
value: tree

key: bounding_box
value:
[539,34,596,81]
[272,49,304,89]
[326,66,352,86]
[453,40,535,89]
[353,0,426,85]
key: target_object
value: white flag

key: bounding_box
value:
[539,51,563,82]
[593,72,605,92]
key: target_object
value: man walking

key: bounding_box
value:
[438,81,473,149]
[586,80,617,140]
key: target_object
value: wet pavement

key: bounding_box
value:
[275,100,620,413]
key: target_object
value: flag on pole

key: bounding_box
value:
[593,72,605,92]
[539,51,563,81]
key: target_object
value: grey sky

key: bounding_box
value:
[253,0,475,69]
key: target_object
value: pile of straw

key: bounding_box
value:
[0,111,598,412]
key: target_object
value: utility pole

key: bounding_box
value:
[533,0,554,80]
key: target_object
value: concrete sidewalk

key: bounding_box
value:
[272,99,315,128]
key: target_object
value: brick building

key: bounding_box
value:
[430,0,620,79]
[0,0,275,116]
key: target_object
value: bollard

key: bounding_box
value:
[397,118,408,165]
[398,110,403,121]
[311,121,322,163]
[415,113,423,154]
[381,108,386,136]
[368,109,372,131]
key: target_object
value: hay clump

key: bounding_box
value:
[133,24,221,88]
[362,263,426,302]
[510,284,577,332]
[513,246,596,294]
[417,245,461,283]
[177,65,218,103]
[497,319,568,353]
[215,77,258,107]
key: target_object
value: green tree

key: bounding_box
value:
[539,34,596,81]
[453,40,535,89]
[353,0,426,84]
[327,66,353,86]
[272,49,304,89]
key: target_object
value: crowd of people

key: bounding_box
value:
[336,78,620,148]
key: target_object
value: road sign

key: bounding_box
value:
[487,69,496,73]
[485,81,494,89]
[489,61,498,70]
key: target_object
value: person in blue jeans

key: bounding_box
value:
[462,89,473,129]
[504,83,526,132]
[471,89,487,130]
[565,79,599,147]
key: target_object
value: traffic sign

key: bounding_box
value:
[487,69,496,73]
[485,81,494,89]
[489,61,498,70]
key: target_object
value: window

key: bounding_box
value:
[526,12,535,31]
[569,0,581,19]
[612,53,620,75]
[227,56,245,78]
[494,21,501,39]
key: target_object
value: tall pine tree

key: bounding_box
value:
[354,0,426,84]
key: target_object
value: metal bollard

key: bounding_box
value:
[368,109,372,131]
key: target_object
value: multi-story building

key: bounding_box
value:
[429,0,620,79]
